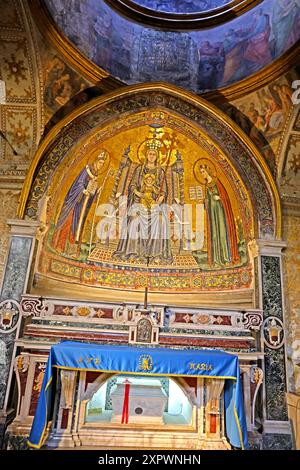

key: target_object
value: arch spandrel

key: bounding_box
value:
[18,83,281,304]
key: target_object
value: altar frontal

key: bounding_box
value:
[28,341,247,449]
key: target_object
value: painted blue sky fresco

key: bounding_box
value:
[130,0,232,13]
[46,0,300,93]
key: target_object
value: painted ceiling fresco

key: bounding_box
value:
[37,109,255,294]
[221,65,300,176]
[45,0,300,93]
[122,0,233,13]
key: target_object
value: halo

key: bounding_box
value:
[90,148,111,175]
[193,158,217,185]
[137,139,168,166]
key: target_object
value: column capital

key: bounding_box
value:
[7,219,41,237]
[256,239,287,256]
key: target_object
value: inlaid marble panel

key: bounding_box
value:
[0,335,14,408]
[261,255,288,421]
[0,236,32,410]
[0,236,32,302]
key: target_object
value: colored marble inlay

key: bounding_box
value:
[0,236,32,302]
[261,255,288,421]
[0,236,32,409]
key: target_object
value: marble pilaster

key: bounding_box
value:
[0,219,40,445]
[257,240,293,449]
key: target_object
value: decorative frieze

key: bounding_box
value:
[168,308,263,332]
[20,295,164,327]
[19,294,263,353]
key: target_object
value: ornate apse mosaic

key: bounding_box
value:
[22,87,280,299]
[24,90,277,237]
[32,109,256,294]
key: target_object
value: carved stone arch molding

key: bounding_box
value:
[17,83,281,305]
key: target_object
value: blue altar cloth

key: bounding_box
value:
[28,341,248,449]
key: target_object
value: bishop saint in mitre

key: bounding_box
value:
[52,150,109,254]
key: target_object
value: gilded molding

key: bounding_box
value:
[105,0,262,30]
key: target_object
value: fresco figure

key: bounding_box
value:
[114,140,172,263]
[272,83,293,116]
[196,162,239,267]
[93,12,112,70]
[46,0,300,94]
[197,40,225,91]
[222,28,248,84]
[272,0,300,56]
[244,9,272,66]
[52,150,109,254]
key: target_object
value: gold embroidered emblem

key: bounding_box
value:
[138,354,153,371]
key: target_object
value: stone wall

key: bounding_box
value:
[282,214,300,392]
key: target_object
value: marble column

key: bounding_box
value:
[0,219,40,446]
[257,240,293,449]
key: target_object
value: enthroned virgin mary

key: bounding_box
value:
[114,139,172,264]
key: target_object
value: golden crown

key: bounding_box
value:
[145,139,162,151]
